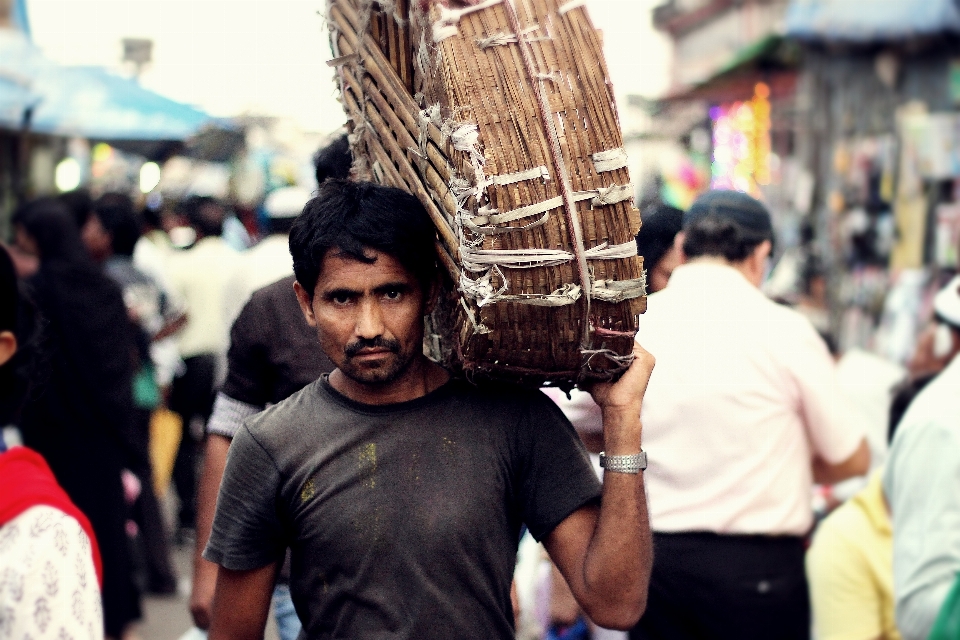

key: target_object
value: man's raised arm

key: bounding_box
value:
[544,342,655,629]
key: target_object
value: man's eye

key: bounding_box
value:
[383,289,402,301]
[332,294,352,305]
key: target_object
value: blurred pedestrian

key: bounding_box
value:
[83,192,182,595]
[11,199,143,639]
[190,275,334,637]
[191,136,350,636]
[166,195,241,539]
[222,186,312,327]
[883,275,960,640]
[630,190,870,640]
[635,203,683,294]
[312,132,352,186]
[0,246,105,639]
[806,393,912,640]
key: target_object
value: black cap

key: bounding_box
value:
[683,190,773,237]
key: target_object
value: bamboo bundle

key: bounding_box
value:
[327,0,646,387]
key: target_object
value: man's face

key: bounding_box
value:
[81,214,112,263]
[650,243,682,293]
[296,249,427,387]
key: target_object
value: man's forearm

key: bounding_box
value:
[581,410,652,627]
[191,434,233,628]
[547,343,655,629]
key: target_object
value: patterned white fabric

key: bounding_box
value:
[0,506,102,639]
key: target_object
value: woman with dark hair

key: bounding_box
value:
[11,198,143,639]
[0,246,105,638]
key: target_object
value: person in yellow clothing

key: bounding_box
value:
[807,470,900,640]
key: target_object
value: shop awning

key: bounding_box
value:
[0,30,223,142]
[785,0,960,43]
[663,35,800,104]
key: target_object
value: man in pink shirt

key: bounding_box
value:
[630,190,870,640]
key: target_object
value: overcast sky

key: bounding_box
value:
[26,0,671,134]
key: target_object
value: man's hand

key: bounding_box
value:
[190,558,218,629]
[545,341,656,630]
[586,342,656,417]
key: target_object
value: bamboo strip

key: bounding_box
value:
[341,79,461,262]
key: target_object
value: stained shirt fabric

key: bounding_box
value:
[205,376,601,639]
[883,355,960,640]
[637,262,865,535]
[807,471,900,640]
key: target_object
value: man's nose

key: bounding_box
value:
[355,298,385,339]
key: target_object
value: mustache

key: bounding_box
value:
[344,336,401,358]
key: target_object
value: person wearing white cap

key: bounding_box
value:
[883,275,960,640]
[221,185,313,328]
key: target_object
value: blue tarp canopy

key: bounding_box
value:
[0,30,219,141]
[786,0,960,43]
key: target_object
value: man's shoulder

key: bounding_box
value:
[894,363,960,441]
[248,275,298,308]
[244,380,325,440]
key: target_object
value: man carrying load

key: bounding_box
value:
[204,179,657,639]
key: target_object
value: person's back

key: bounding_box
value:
[631,190,868,640]
[11,199,143,638]
[640,260,851,532]
[883,279,960,640]
[169,196,240,361]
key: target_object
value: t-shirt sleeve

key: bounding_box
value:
[221,294,274,406]
[516,391,603,542]
[206,392,263,439]
[203,422,287,571]
[785,318,865,464]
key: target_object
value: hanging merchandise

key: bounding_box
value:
[710,83,772,196]
[934,202,960,268]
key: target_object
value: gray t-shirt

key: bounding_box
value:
[205,375,601,639]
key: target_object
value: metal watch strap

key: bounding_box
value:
[599,451,647,474]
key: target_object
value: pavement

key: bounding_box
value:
[136,507,280,640]
[137,543,281,640]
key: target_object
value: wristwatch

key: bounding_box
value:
[599,451,647,474]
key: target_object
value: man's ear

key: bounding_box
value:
[753,239,773,268]
[674,231,688,264]
[0,331,17,367]
[293,281,318,327]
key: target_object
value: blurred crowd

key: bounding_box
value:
[0,139,958,640]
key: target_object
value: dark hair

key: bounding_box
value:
[12,198,90,264]
[636,204,683,271]
[888,373,936,444]
[57,189,93,228]
[0,248,44,425]
[92,192,141,256]
[314,134,352,185]
[289,180,437,297]
[141,203,163,230]
[682,215,772,262]
[179,196,224,237]
[266,216,297,236]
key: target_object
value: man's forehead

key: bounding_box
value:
[316,248,416,289]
